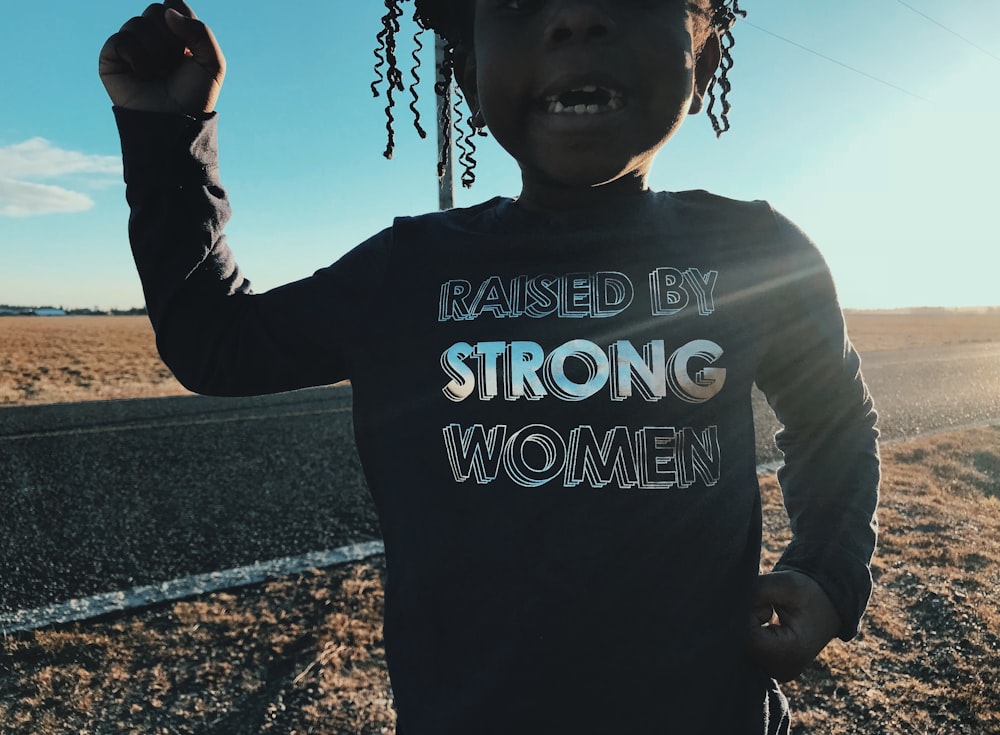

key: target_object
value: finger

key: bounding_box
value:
[747,619,796,651]
[164,0,198,20]
[99,30,157,80]
[114,13,186,76]
[163,8,225,76]
[746,625,803,683]
[752,571,797,607]
[98,31,131,76]
[757,571,842,640]
[141,4,188,63]
[140,2,165,17]
[751,571,814,630]
[749,602,777,628]
[750,579,785,627]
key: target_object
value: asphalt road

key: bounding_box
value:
[751,342,1000,457]
[3,343,999,615]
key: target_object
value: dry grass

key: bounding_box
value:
[0,316,189,406]
[844,309,1000,353]
[0,565,394,735]
[764,428,1000,734]
[1,310,998,408]
[1,312,999,733]
[1,428,998,734]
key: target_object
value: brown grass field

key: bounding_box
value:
[2,310,1000,406]
[1,311,999,734]
[0,316,187,406]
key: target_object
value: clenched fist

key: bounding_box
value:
[746,570,843,683]
[99,0,225,115]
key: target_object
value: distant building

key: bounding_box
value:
[33,308,67,316]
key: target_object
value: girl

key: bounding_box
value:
[99,2,879,732]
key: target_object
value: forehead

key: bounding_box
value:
[468,0,718,36]
[423,0,722,48]
[465,0,719,24]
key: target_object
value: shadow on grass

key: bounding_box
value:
[971,450,1000,498]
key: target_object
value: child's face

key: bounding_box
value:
[462,0,721,209]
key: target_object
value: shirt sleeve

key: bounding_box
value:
[753,208,880,641]
[113,107,390,396]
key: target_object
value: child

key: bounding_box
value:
[99,1,880,732]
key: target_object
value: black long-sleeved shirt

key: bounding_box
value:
[115,108,879,734]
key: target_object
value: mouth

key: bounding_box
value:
[543,85,626,115]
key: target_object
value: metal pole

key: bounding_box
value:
[435,34,454,211]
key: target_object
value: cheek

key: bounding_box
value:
[475,74,525,136]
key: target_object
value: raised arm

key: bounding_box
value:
[100,2,386,396]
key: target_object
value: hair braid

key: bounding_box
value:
[453,86,487,189]
[373,0,406,159]
[451,82,474,187]
[371,17,388,99]
[705,0,746,138]
[408,25,428,139]
[464,115,489,189]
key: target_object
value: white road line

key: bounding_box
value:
[0,458,903,635]
[0,406,352,442]
[0,465,788,634]
[6,422,997,635]
[0,540,385,635]
[2,460,778,635]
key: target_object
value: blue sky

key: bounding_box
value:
[2,1,998,310]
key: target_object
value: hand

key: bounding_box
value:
[745,570,842,682]
[98,0,225,115]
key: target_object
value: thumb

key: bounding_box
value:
[750,600,777,628]
[164,7,225,76]
[749,572,784,624]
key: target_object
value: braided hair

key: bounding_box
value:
[700,0,747,137]
[371,0,746,187]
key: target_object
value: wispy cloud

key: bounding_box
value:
[0,138,121,217]
[0,179,96,217]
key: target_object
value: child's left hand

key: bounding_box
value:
[745,570,842,682]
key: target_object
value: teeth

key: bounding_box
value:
[544,86,624,115]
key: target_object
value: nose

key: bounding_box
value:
[545,1,617,46]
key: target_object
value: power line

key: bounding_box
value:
[741,20,934,104]
[892,0,1000,64]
